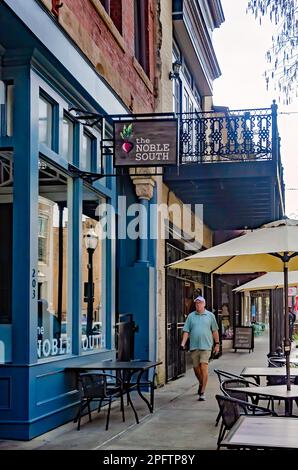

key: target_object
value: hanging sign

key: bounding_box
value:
[114,119,178,167]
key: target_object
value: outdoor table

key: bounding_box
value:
[241,367,298,385]
[221,415,298,450]
[271,357,298,365]
[66,360,162,420]
[229,384,298,416]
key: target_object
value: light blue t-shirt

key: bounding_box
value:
[183,309,219,351]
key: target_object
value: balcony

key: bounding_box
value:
[164,103,285,230]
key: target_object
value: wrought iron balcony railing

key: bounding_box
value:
[178,105,277,164]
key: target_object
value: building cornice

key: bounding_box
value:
[207,0,225,28]
[188,0,222,80]
[173,0,223,94]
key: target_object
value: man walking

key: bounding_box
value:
[180,296,219,401]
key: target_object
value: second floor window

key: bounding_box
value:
[173,78,180,114]
[100,0,122,34]
[194,88,202,111]
[183,63,192,88]
[184,89,190,113]
[100,0,110,13]
[81,132,93,172]
[62,115,74,162]
[134,0,149,75]
[39,95,53,148]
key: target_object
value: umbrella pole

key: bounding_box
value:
[283,255,291,391]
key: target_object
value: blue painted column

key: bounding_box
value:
[118,175,157,360]
[131,175,155,266]
[137,198,149,265]
[119,265,155,359]
[11,62,39,364]
[71,122,82,355]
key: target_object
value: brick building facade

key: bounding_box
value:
[40,0,157,113]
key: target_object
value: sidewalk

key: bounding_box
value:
[0,333,274,450]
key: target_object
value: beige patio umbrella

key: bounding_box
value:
[234,271,298,292]
[167,219,298,390]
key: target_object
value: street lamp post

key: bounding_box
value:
[84,227,99,338]
[169,59,183,153]
[169,59,183,115]
[169,59,182,81]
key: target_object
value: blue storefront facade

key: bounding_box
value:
[0,0,157,439]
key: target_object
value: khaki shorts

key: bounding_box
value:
[191,349,211,367]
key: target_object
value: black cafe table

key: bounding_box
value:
[66,360,162,422]
[221,415,298,450]
[241,366,298,385]
[271,357,298,365]
[229,384,298,416]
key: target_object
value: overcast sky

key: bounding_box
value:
[212,0,298,219]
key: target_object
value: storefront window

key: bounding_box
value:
[81,186,106,352]
[0,151,13,363]
[62,115,74,162]
[243,292,251,326]
[250,291,270,331]
[37,159,71,359]
[221,303,233,339]
[39,95,52,148]
[220,284,233,339]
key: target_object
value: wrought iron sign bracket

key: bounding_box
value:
[69,107,103,128]
[69,109,117,181]
[68,163,165,182]
[68,164,107,183]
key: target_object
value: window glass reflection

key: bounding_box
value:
[62,116,73,162]
[0,151,13,363]
[81,187,106,352]
[39,96,52,148]
[81,133,92,171]
[37,160,71,359]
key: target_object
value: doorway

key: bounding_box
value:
[166,274,192,380]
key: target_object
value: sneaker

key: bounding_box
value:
[197,385,202,395]
[198,393,206,401]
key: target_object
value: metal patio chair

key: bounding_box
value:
[75,372,125,431]
[267,356,298,410]
[214,369,258,426]
[214,368,259,387]
[215,394,277,450]
[221,378,272,410]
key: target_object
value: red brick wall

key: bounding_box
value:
[44,0,157,113]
